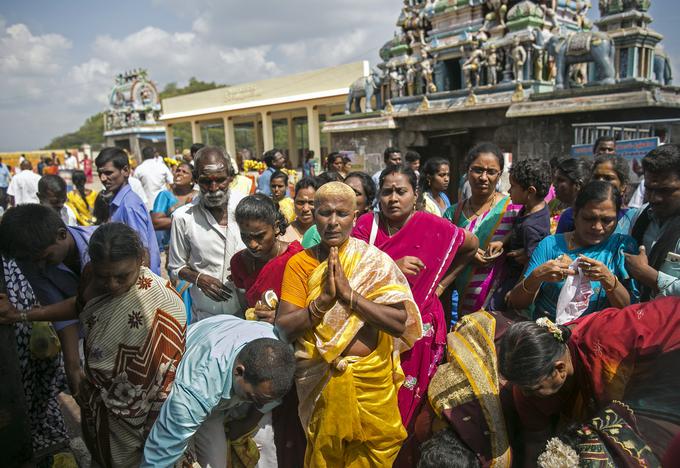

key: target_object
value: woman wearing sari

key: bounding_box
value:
[0,223,188,467]
[418,157,451,217]
[353,165,477,433]
[499,298,680,466]
[276,182,422,467]
[66,169,98,226]
[444,142,520,318]
[231,194,305,467]
[280,177,317,243]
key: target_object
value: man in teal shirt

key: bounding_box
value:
[141,315,295,468]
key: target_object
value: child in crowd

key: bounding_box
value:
[491,158,552,308]
[270,170,295,222]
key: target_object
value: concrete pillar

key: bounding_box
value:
[165,125,176,157]
[307,105,321,169]
[223,117,236,158]
[191,121,202,144]
[254,118,263,158]
[261,111,274,152]
[287,114,296,164]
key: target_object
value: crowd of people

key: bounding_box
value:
[0,137,679,468]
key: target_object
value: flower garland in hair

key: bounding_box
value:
[536,317,564,342]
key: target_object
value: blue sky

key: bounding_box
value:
[0,0,678,151]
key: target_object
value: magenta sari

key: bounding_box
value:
[352,211,466,428]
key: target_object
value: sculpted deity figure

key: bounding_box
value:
[574,0,591,29]
[420,50,437,94]
[511,37,527,82]
[389,66,406,98]
[405,63,417,96]
[481,0,509,31]
[484,45,499,86]
[540,0,558,29]
[462,41,485,88]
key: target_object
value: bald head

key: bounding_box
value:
[315,181,357,210]
[195,146,234,176]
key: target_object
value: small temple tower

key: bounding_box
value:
[103,69,166,158]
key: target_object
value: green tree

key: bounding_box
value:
[43,77,225,150]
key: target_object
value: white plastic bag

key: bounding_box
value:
[555,259,593,325]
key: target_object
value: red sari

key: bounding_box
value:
[353,211,465,426]
[229,240,305,468]
[230,241,302,307]
[514,297,680,460]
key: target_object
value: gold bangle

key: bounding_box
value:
[309,301,323,320]
[315,299,334,314]
[521,278,539,295]
[603,275,618,293]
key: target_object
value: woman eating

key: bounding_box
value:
[353,165,477,465]
[499,298,680,465]
[507,181,638,320]
[150,162,198,252]
[281,177,317,243]
[0,223,188,467]
[418,157,451,217]
[67,169,99,226]
[556,153,637,234]
[230,194,303,321]
[444,142,520,318]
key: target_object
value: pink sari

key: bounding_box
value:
[353,211,465,428]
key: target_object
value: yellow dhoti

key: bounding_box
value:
[305,332,406,467]
[281,238,423,468]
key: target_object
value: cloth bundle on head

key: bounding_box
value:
[428,311,512,468]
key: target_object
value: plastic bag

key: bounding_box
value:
[555,259,593,325]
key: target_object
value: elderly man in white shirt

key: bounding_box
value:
[7,160,41,206]
[37,174,78,226]
[132,146,173,211]
[168,146,246,322]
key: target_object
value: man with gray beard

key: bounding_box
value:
[168,146,246,322]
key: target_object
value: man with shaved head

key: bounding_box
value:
[168,146,246,322]
[276,181,423,466]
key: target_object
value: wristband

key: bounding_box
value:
[195,272,203,286]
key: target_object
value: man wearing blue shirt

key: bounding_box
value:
[0,204,96,395]
[142,315,295,468]
[95,147,161,274]
[256,148,286,196]
[0,157,10,210]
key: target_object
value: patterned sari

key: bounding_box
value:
[80,267,188,468]
[428,311,512,468]
[352,211,465,428]
[2,258,70,460]
[514,297,680,461]
[444,195,520,317]
[281,238,422,467]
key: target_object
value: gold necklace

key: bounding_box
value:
[384,212,413,236]
[466,192,497,218]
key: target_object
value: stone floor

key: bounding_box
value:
[57,393,91,467]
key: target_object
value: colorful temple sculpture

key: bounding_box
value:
[328,0,678,175]
[103,69,166,157]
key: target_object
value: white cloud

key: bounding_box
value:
[0,1,401,150]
